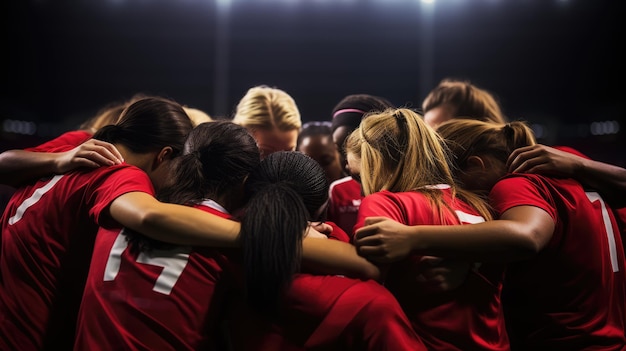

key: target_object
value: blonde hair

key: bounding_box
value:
[183,106,213,127]
[80,93,148,133]
[346,108,492,221]
[436,119,536,170]
[422,79,507,124]
[232,85,302,132]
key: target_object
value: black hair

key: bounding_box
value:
[239,151,329,316]
[296,120,333,150]
[330,94,395,134]
[160,120,260,206]
[92,96,192,157]
[128,120,261,253]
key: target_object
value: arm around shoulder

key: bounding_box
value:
[109,191,241,247]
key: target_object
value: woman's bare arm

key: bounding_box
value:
[354,205,555,263]
[0,139,123,187]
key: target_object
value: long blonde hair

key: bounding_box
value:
[346,108,492,221]
[232,85,302,132]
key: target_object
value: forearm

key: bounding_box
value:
[577,158,626,207]
[302,237,381,281]
[411,221,542,262]
[0,150,61,186]
[110,193,240,247]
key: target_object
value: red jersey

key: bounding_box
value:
[355,185,509,351]
[74,201,240,351]
[27,130,93,152]
[0,157,155,351]
[326,221,351,243]
[230,274,427,351]
[555,145,626,250]
[491,174,626,350]
[327,176,362,240]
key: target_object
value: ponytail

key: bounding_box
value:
[240,183,309,316]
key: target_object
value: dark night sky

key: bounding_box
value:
[1,0,624,164]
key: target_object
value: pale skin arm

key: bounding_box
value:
[109,192,381,280]
[508,144,626,207]
[0,139,124,187]
[353,205,555,263]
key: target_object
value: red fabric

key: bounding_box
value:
[0,162,154,351]
[26,130,93,152]
[74,204,240,351]
[355,186,509,351]
[555,146,626,269]
[491,174,626,350]
[230,275,427,351]
[326,221,351,243]
[327,176,362,240]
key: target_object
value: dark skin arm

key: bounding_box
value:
[110,192,380,280]
[508,144,626,207]
[353,205,555,263]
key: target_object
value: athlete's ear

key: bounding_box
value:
[465,155,487,172]
[154,146,174,169]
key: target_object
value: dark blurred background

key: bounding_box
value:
[1,0,624,166]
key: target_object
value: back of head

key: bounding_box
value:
[161,120,260,207]
[240,151,328,316]
[232,85,302,132]
[92,96,193,157]
[330,93,395,136]
[297,121,333,148]
[80,93,149,133]
[346,108,455,197]
[437,119,536,170]
[422,79,507,124]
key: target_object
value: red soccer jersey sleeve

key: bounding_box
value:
[27,130,93,152]
[0,164,154,351]
[490,174,626,350]
[355,187,509,351]
[74,202,240,351]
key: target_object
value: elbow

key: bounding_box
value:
[351,260,382,282]
[515,229,545,260]
[361,264,382,281]
[123,205,167,238]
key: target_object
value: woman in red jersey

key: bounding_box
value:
[0,97,244,351]
[232,150,426,351]
[345,108,509,351]
[355,119,626,350]
[74,120,260,351]
[327,93,395,239]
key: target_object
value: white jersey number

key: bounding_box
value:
[104,229,191,295]
[9,175,64,225]
[586,192,620,272]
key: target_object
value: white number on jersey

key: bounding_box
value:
[586,192,620,272]
[104,229,191,295]
[9,175,64,225]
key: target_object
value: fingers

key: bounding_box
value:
[354,217,387,240]
[506,145,534,169]
[507,145,540,172]
[356,246,393,263]
[77,140,124,166]
[309,222,332,235]
[91,139,124,163]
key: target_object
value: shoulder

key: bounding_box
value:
[329,176,358,191]
[27,131,93,152]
